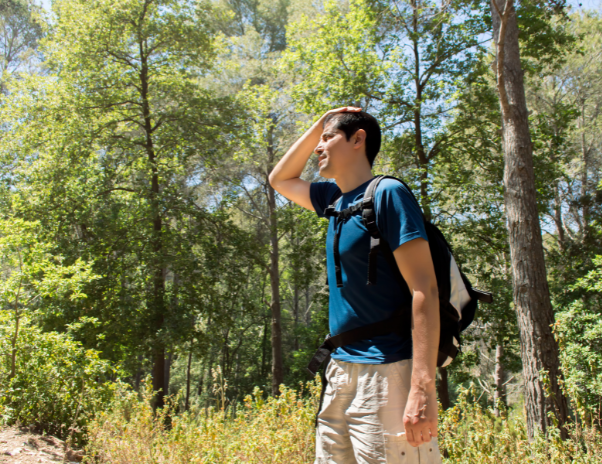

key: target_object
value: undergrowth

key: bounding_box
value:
[438,386,602,463]
[84,381,602,464]
[84,380,320,463]
[0,313,115,446]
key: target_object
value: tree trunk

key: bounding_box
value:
[437,367,451,410]
[410,0,432,221]
[261,312,269,378]
[9,279,22,380]
[139,38,167,411]
[553,185,566,249]
[9,312,20,380]
[293,284,300,351]
[580,109,590,238]
[494,344,505,417]
[267,179,284,395]
[152,343,165,409]
[266,121,284,396]
[185,343,193,411]
[164,351,173,396]
[491,0,568,438]
[305,287,312,325]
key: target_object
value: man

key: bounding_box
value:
[269,107,442,464]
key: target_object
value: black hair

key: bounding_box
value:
[323,111,381,167]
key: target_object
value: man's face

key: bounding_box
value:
[314,121,355,179]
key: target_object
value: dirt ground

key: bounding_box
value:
[0,427,83,464]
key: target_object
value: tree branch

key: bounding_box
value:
[493,0,514,119]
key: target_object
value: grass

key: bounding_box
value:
[83,381,602,463]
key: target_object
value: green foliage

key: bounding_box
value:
[555,300,602,427]
[0,0,601,451]
[0,217,98,308]
[554,253,602,426]
[0,312,115,445]
[283,0,383,114]
[0,0,248,381]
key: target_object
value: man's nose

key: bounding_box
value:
[314,144,324,155]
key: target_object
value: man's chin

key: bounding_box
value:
[319,166,334,179]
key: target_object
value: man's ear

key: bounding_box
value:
[353,129,367,148]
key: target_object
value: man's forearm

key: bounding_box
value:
[410,286,439,389]
[269,118,323,187]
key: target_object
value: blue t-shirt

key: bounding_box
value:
[310,178,428,364]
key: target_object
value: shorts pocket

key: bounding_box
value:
[418,438,443,464]
[384,433,420,463]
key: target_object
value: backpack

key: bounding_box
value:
[306,175,492,377]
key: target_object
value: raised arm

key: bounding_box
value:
[393,238,440,447]
[268,107,361,210]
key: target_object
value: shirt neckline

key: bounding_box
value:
[341,177,375,199]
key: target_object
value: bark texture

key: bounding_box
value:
[491,0,568,438]
[185,345,193,411]
[140,36,167,411]
[267,125,284,396]
[494,344,505,417]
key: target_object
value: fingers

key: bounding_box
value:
[404,421,437,447]
[326,106,362,115]
[406,427,415,447]
[429,423,438,438]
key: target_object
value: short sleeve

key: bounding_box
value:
[310,182,342,218]
[375,179,428,250]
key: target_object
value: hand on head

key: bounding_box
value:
[323,107,362,118]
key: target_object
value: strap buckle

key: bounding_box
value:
[324,206,337,217]
[306,335,334,377]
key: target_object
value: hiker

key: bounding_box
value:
[269,107,443,463]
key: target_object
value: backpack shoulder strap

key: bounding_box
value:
[361,175,423,287]
[361,175,386,238]
[323,188,363,288]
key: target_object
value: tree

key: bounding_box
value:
[490,0,568,437]
[436,70,521,414]
[201,0,329,395]
[0,0,43,91]
[532,11,602,428]
[1,0,241,409]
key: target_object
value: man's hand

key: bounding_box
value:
[320,106,362,118]
[403,384,438,447]
[269,107,362,209]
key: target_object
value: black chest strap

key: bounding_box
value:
[324,198,362,288]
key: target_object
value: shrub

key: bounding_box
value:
[439,385,602,463]
[0,311,115,445]
[555,300,602,427]
[85,380,320,463]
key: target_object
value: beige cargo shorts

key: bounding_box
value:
[315,358,443,464]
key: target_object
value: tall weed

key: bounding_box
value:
[439,386,602,463]
[85,380,320,463]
